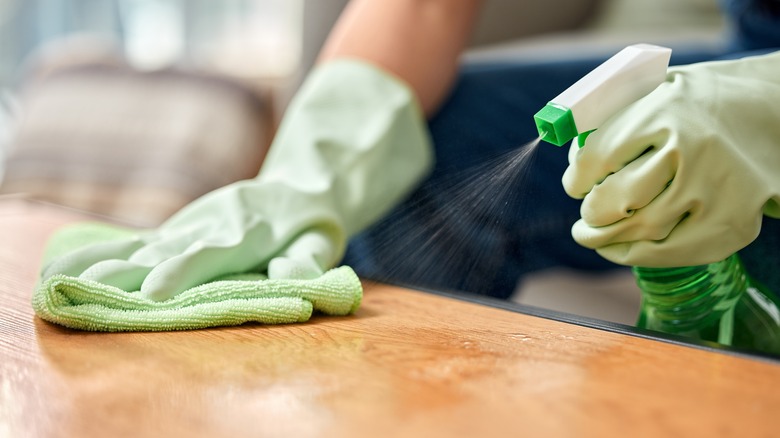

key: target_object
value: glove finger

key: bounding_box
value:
[572,213,681,254]
[562,110,669,199]
[580,147,675,227]
[139,223,278,301]
[40,237,145,280]
[626,198,762,267]
[79,259,153,292]
[267,257,324,280]
[126,224,214,265]
[267,230,340,280]
[578,177,765,267]
[595,211,758,267]
[572,179,692,250]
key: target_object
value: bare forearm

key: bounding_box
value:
[318,0,484,116]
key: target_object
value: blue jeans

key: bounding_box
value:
[343,47,780,299]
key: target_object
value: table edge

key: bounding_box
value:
[369,277,780,365]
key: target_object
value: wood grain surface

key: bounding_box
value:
[1,197,779,438]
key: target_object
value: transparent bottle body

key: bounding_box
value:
[633,254,780,355]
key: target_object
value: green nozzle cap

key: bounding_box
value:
[534,103,578,147]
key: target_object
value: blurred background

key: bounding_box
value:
[0,0,728,322]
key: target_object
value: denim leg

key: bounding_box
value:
[343,50,729,299]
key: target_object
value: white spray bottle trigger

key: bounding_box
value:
[534,44,672,147]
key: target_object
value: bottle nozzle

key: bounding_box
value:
[534,43,672,148]
[534,103,578,147]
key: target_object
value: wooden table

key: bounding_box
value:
[2,197,779,437]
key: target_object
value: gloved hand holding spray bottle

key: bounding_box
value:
[534,44,780,355]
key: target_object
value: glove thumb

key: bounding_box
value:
[267,229,341,280]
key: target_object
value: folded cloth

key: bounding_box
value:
[33,223,362,332]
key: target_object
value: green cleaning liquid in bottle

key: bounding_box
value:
[633,254,780,355]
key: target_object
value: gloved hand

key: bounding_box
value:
[562,51,780,267]
[40,59,433,301]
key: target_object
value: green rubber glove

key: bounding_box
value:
[562,51,780,267]
[40,59,433,301]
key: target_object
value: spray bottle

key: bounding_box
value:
[534,44,780,356]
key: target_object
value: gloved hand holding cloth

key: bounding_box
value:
[562,50,780,267]
[35,59,433,331]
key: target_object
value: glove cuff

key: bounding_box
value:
[259,58,434,235]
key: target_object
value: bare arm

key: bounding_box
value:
[318,0,485,117]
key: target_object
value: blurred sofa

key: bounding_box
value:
[0,38,273,227]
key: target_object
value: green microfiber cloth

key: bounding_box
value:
[33,223,362,332]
